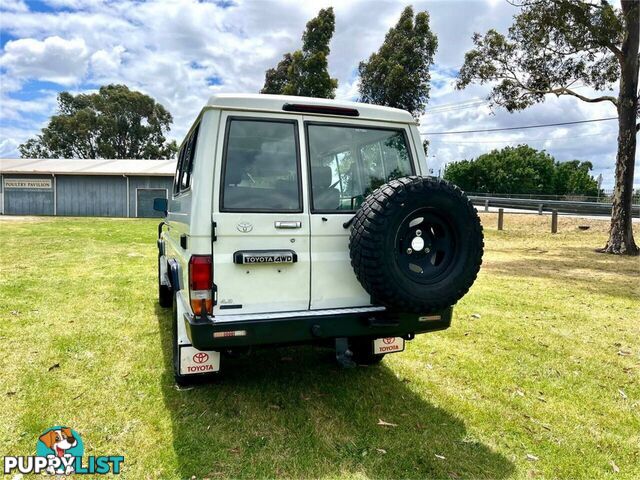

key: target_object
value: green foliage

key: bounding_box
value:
[444,145,555,194]
[261,8,337,98]
[358,6,438,118]
[456,0,622,111]
[19,84,177,159]
[553,160,600,196]
[261,53,294,96]
[444,145,599,196]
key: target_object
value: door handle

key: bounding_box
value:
[275,221,302,229]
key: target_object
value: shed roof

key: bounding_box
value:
[0,158,176,176]
[205,93,415,124]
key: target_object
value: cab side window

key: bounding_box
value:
[173,122,200,195]
[221,118,301,212]
[173,144,185,195]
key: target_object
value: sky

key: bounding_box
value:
[0,0,635,190]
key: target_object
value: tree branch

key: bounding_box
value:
[493,65,618,107]
[605,43,624,61]
[552,87,618,106]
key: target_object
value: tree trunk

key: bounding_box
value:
[600,0,639,255]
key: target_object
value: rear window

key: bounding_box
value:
[307,124,413,212]
[221,118,301,212]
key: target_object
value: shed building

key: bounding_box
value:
[0,158,175,218]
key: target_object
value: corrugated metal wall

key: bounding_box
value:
[1,174,173,218]
[2,174,54,215]
[57,175,127,217]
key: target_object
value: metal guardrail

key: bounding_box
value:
[469,195,640,217]
[467,191,640,204]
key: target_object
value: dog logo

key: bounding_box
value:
[236,222,253,233]
[36,426,84,475]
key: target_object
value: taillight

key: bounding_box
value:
[188,255,213,316]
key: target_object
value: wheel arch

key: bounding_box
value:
[167,258,183,292]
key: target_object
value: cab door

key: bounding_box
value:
[305,118,417,310]
[212,112,310,315]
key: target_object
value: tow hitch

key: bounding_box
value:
[335,337,356,369]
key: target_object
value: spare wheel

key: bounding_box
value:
[349,176,483,312]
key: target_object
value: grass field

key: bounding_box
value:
[0,213,638,479]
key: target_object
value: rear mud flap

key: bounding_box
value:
[179,345,221,375]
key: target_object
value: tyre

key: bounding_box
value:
[350,338,385,366]
[349,177,483,312]
[158,256,172,308]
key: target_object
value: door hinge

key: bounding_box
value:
[212,221,217,242]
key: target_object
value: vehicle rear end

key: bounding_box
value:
[158,94,482,383]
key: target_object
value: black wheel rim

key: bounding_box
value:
[394,208,456,284]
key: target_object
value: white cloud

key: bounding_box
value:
[0,137,20,156]
[89,45,125,78]
[0,93,58,122]
[335,76,359,102]
[0,0,636,189]
[0,0,28,12]
[1,36,89,85]
[42,0,106,9]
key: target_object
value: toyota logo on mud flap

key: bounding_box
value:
[193,352,210,364]
[383,337,395,345]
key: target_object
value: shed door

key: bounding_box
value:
[136,188,167,218]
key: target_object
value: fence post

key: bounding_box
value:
[498,208,504,231]
[484,199,489,212]
[551,209,558,234]
[538,204,543,215]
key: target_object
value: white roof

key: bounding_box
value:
[205,93,415,124]
[0,158,176,176]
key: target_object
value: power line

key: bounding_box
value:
[429,131,617,145]
[427,98,485,108]
[423,85,594,116]
[434,142,611,152]
[425,103,488,115]
[420,117,617,135]
[425,99,487,114]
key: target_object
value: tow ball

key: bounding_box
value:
[335,337,356,369]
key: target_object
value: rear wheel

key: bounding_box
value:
[158,256,172,308]
[350,338,385,366]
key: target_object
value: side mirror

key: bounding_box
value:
[153,197,168,214]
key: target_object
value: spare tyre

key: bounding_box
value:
[349,176,483,312]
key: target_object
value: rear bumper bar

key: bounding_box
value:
[184,306,453,350]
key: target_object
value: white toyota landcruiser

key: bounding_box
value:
[155,94,483,384]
